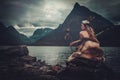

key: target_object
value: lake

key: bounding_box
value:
[0,46,120,72]
[28,46,120,72]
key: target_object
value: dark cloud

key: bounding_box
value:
[0,0,45,25]
[0,0,120,27]
[88,0,120,22]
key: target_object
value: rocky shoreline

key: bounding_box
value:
[0,46,119,80]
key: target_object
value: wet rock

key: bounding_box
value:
[20,56,36,64]
[0,45,29,59]
[0,46,116,80]
[58,57,114,80]
[0,46,57,80]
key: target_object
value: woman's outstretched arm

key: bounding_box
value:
[70,39,81,46]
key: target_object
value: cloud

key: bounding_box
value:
[0,0,120,27]
[0,0,44,25]
[14,23,39,37]
[13,23,56,37]
[87,0,120,22]
[0,0,92,27]
[13,24,20,29]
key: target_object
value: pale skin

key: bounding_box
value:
[68,51,105,62]
[68,52,93,62]
[69,24,100,52]
[68,24,100,61]
[69,24,89,46]
[68,52,81,62]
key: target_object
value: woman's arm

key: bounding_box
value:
[70,39,81,46]
[69,31,84,46]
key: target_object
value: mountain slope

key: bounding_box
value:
[0,22,30,45]
[30,28,53,43]
[97,25,120,46]
[35,3,114,46]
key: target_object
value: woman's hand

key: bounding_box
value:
[70,42,74,46]
[69,40,81,46]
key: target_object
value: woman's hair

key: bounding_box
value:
[83,23,99,43]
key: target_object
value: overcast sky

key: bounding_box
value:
[0,0,120,28]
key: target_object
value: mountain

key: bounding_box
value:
[97,25,120,46]
[0,22,30,45]
[30,28,53,43]
[35,3,114,46]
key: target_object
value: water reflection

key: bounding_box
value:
[28,46,72,65]
[27,46,120,72]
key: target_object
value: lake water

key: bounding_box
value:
[28,46,120,72]
[28,46,72,65]
[0,46,120,72]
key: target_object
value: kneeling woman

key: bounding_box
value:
[68,20,100,61]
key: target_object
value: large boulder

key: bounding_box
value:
[0,45,29,59]
[0,46,58,80]
[58,57,114,80]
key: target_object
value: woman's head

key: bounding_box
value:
[81,20,99,43]
[81,24,86,30]
[81,20,90,30]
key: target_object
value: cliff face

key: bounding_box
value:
[36,3,113,46]
[60,2,113,32]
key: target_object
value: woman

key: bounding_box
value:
[68,20,100,61]
[70,20,99,52]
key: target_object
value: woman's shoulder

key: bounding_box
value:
[80,31,90,38]
[80,31,88,35]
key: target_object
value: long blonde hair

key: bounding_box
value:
[84,24,99,43]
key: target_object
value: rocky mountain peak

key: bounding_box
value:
[74,2,80,8]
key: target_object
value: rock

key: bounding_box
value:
[0,45,28,59]
[20,56,36,64]
[0,46,116,80]
[58,57,114,80]
[0,46,58,80]
[39,75,58,80]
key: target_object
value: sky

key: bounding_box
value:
[0,0,120,36]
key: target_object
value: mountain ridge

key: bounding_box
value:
[35,3,114,46]
[0,22,30,45]
[30,28,53,43]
